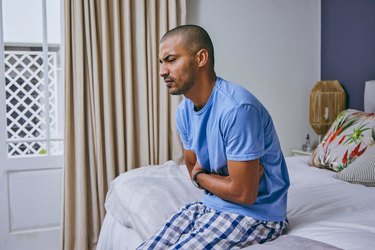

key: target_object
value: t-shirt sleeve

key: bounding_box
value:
[222,104,265,161]
[176,106,192,150]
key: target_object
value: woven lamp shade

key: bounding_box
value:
[309,80,346,136]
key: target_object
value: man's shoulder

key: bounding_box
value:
[177,97,190,110]
[216,77,250,93]
[176,98,190,120]
[216,78,259,105]
[215,78,264,115]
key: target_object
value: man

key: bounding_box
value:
[137,25,290,249]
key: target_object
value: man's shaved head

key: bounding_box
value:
[161,25,215,67]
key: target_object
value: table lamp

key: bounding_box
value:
[309,80,346,143]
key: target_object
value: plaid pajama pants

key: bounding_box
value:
[137,202,288,250]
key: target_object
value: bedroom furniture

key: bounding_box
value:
[97,81,375,249]
[309,80,346,142]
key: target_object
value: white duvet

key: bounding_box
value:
[99,156,375,250]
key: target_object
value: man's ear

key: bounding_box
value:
[196,49,209,68]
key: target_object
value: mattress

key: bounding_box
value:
[97,156,375,249]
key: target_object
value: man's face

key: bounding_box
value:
[159,35,198,95]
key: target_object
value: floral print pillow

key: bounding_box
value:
[309,109,375,172]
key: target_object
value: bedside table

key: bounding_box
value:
[292,149,312,156]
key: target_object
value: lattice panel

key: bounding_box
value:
[48,53,61,138]
[4,50,63,157]
[8,141,47,157]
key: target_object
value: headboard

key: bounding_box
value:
[364,80,375,112]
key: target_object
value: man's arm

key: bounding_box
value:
[184,149,197,179]
[192,159,263,205]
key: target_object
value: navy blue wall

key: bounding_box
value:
[321,0,375,111]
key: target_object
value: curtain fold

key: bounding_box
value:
[62,1,186,249]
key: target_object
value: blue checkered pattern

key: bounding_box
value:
[137,202,288,249]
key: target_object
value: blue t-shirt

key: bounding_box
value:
[176,77,290,222]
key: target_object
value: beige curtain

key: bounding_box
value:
[62,0,186,249]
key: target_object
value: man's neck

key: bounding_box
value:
[186,73,216,110]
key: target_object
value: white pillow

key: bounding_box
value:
[104,161,204,240]
[336,145,375,186]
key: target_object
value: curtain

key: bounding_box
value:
[62,0,186,249]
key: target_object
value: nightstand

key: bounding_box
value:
[291,149,312,156]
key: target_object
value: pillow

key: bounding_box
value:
[336,144,375,186]
[104,161,203,240]
[309,109,375,172]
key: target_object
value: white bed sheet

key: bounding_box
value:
[285,156,375,250]
[98,156,375,250]
[98,212,143,250]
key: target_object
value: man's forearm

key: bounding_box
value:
[196,172,256,205]
[186,164,194,179]
[184,150,198,179]
[193,160,262,205]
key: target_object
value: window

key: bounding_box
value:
[5,46,63,157]
[1,0,64,158]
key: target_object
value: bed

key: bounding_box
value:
[97,80,375,250]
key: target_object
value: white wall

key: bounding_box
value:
[3,0,61,44]
[187,0,321,156]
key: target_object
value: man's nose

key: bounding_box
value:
[159,64,169,78]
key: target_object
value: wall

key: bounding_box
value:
[3,0,61,44]
[187,0,321,155]
[321,0,375,111]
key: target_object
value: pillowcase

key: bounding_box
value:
[336,144,375,186]
[309,109,375,172]
[104,161,203,240]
